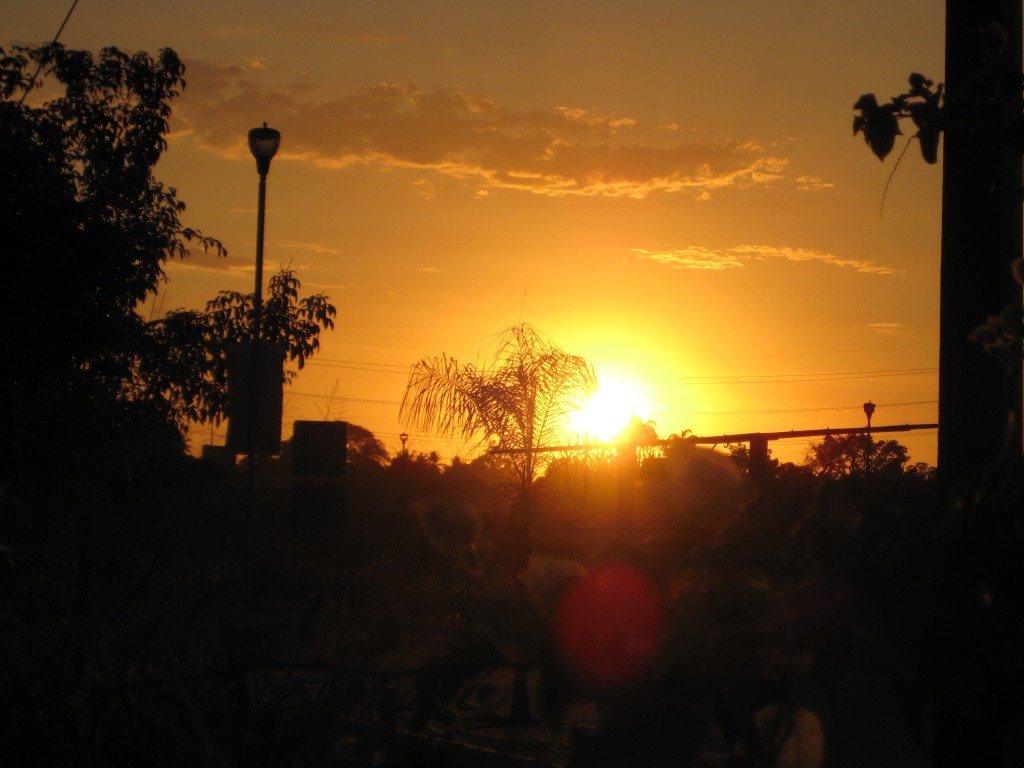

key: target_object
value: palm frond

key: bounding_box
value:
[400,323,597,487]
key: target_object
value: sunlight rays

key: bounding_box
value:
[570,379,650,443]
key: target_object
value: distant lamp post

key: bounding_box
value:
[863,401,876,474]
[248,122,281,338]
[399,432,409,457]
[227,124,282,457]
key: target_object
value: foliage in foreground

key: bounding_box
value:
[0,43,335,491]
[5,409,1019,767]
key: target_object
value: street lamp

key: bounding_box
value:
[399,432,409,457]
[863,401,876,474]
[227,126,282,455]
[248,123,281,339]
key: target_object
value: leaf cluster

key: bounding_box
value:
[145,269,337,426]
[853,72,944,163]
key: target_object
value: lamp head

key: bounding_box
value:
[248,123,281,175]
[863,401,876,420]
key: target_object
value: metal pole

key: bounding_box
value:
[864,401,875,475]
[246,167,269,586]
[254,170,267,342]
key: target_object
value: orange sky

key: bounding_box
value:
[9,0,945,466]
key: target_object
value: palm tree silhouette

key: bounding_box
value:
[401,323,597,560]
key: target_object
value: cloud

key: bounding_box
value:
[411,179,437,201]
[245,57,273,71]
[174,61,801,199]
[277,241,343,255]
[631,244,896,274]
[866,322,904,334]
[730,245,896,274]
[166,258,249,276]
[795,175,834,191]
[630,247,744,271]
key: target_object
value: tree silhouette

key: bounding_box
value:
[401,323,596,508]
[0,44,335,481]
[400,326,596,725]
[804,433,910,479]
[1,43,228,483]
[148,268,336,428]
[617,416,662,462]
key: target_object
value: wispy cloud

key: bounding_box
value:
[730,245,896,274]
[167,258,249,276]
[631,244,896,274]
[174,61,804,200]
[411,179,437,201]
[866,322,904,334]
[277,241,343,255]
[795,175,834,191]
[245,57,273,71]
[630,247,744,271]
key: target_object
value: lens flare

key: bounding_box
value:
[553,562,665,688]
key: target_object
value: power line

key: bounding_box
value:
[338,331,936,356]
[285,392,401,407]
[627,367,938,384]
[306,358,410,373]
[19,0,80,105]
[283,385,937,418]
[304,354,938,385]
[676,399,937,417]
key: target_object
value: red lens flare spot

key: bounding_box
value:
[553,562,665,688]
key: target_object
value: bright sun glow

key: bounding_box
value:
[571,380,647,442]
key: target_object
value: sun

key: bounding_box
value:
[571,380,647,442]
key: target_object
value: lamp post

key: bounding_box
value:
[240,123,280,460]
[224,123,281,460]
[863,401,876,475]
[241,124,280,581]
[248,123,281,340]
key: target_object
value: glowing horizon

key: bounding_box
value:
[9,0,943,468]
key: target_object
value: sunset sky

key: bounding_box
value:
[9,0,946,466]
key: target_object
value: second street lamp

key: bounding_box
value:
[228,123,283,457]
[863,400,876,475]
[248,122,281,340]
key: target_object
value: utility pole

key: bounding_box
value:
[935,6,1022,764]
[863,401,875,475]
[939,0,1023,492]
